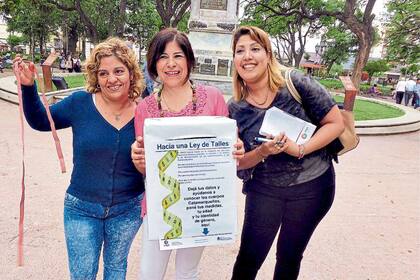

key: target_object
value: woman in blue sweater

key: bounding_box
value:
[14,37,145,280]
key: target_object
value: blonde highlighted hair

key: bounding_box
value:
[85,37,144,100]
[232,26,285,101]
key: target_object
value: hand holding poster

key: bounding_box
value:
[144,116,237,250]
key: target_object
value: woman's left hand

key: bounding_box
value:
[233,138,245,164]
[131,136,146,175]
[284,139,301,158]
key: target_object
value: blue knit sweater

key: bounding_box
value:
[22,85,144,206]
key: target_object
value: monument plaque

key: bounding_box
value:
[217,59,229,76]
[200,0,227,10]
[193,63,200,74]
[200,64,216,75]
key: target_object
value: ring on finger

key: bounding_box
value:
[275,140,284,147]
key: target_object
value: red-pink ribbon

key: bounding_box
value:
[14,62,66,266]
[33,69,66,173]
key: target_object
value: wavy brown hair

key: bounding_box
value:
[85,37,144,100]
[232,26,285,101]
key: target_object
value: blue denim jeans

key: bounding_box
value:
[63,192,143,280]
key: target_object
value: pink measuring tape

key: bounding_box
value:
[14,62,66,266]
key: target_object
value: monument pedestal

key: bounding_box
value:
[187,0,239,95]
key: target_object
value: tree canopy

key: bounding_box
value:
[363,59,390,83]
[385,0,419,65]
[241,0,331,67]
[242,0,377,88]
[1,0,62,57]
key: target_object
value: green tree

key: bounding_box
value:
[320,23,358,73]
[2,0,62,59]
[363,59,390,84]
[242,0,331,67]
[6,34,25,50]
[329,63,344,77]
[48,0,128,43]
[406,64,419,76]
[176,11,190,32]
[385,0,420,64]
[244,0,378,88]
[155,0,190,28]
[126,0,162,62]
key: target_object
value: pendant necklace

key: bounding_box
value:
[157,83,197,117]
[114,113,122,121]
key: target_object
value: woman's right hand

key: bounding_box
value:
[131,136,146,175]
[257,133,289,157]
[13,56,35,86]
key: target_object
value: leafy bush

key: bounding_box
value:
[319,79,344,90]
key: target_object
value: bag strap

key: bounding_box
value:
[281,68,302,104]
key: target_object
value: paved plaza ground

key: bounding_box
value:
[0,97,419,279]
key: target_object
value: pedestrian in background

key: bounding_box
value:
[405,77,416,107]
[65,54,73,73]
[395,78,407,104]
[414,78,420,109]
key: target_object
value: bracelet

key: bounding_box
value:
[298,144,305,159]
[256,146,268,161]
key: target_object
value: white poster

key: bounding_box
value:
[143,116,237,250]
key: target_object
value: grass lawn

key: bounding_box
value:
[51,74,85,91]
[333,95,404,121]
[65,74,86,88]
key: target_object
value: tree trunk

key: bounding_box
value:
[326,58,337,73]
[81,38,86,60]
[116,0,127,37]
[39,35,44,56]
[294,50,304,68]
[156,0,191,28]
[68,25,78,56]
[349,27,373,88]
[48,0,98,43]
[340,0,376,89]
[74,0,99,43]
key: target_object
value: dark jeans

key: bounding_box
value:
[232,166,335,280]
[395,91,404,104]
[404,91,413,106]
[410,91,417,107]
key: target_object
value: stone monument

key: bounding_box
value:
[188,0,240,94]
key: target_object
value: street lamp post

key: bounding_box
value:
[315,43,320,63]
